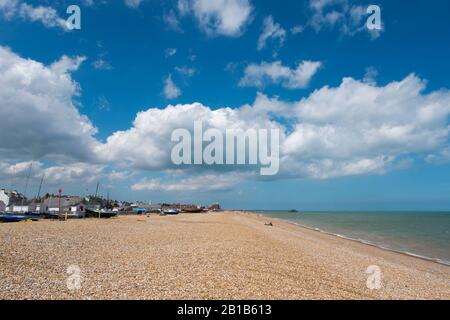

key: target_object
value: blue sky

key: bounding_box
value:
[1,0,450,210]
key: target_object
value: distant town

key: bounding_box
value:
[0,187,221,220]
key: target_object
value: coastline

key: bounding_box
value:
[1,211,449,299]
[244,211,450,266]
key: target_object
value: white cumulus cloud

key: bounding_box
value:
[3,47,450,193]
[257,16,286,51]
[124,0,143,8]
[0,46,99,162]
[308,0,382,38]
[132,174,241,192]
[239,60,322,89]
[0,160,105,186]
[0,1,69,30]
[163,74,181,99]
[95,74,450,182]
[178,0,253,37]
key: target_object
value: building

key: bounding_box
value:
[40,196,85,215]
[209,203,221,211]
[43,197,69,212]
[8,202,40,213]
[11,205,30,213]
[69,204,86,217]
[0,189,26,207]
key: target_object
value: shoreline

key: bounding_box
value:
[240,211,450,267]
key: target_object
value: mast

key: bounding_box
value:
[10,166,15,191]
[37,174,45,199]
[94,181,100,198]
[22,162,33,207]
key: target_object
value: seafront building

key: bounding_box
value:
[0,189,26,207]
[0,187,220,215]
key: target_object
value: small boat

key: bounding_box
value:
[85,208,118,218]
[0,214,36,223]
[163,208,180,215]
[28,212,53,219]
[44,213,62,219]
[288,209,299,213]
[182,207,204,213]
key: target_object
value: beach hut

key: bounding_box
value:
[70,204,86,218]
[12,205,30,213]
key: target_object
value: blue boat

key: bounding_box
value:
[0,214,35,223]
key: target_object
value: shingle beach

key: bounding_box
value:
[1,212,449,300]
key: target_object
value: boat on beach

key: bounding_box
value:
[162,208,180,215]
[182,207,205,213]
[85,208,118,218]
[0,214,38,222]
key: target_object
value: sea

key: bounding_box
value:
[253,210,450,265]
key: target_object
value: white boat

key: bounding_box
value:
[163,208,180,215]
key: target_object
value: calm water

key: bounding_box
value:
[254,211,450,265]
